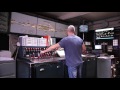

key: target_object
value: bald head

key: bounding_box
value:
[67,25,75,33]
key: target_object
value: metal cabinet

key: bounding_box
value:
[17,59,64,78]
[50,62,64,78]
[82,57,97,78]
[0,60,16,78]
[10,12,37,35]
[35,63,53,78]
[64,64,69,78]
[97,58,111,78]
[35,61,64,78]
[35,62,64,78]
[17,60,32,78]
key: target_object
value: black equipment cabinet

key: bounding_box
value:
[17,60,33,78]
[35,61,64,78]
[35,63,53,78]
[61,57,97,78]
[116,61,120,78]
[64,64,69,78]
[52,61,64,78]
[82,57,97,78]
[17,57,98,78]
[0,60,16,78]
[113,29,120,78]
[17,59,64,78]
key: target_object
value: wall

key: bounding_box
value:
[88,16,120,30]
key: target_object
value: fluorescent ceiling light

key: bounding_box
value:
[95,27,114,32]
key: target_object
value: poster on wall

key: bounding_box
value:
[113,39,118,46]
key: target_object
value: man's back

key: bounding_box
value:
[59,35,83,67]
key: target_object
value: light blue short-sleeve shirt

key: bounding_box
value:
[59,35,83,67]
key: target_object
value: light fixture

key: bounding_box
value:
[95,27,114,32]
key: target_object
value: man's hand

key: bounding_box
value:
[82,43,86,54]
[40,51,45,54]
[40,43,61,54]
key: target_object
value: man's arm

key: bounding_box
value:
[40,43,61,54]
[82,43,86,54]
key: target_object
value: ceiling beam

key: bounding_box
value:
[58,12,92,20]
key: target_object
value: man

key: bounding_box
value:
[40,25,86,78]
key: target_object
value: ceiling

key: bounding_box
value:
[31,12,120,25]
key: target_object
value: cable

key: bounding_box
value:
[14,45,20,60]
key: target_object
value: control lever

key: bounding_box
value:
[40,50,45,59]
[14,42,20,60]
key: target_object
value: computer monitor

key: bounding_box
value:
[95,45,102,50]
[85,41,91,45]
[79,25,88,33]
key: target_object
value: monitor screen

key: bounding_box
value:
[85,41,91,45]
[95,45,102,49]
[107,45,113,52]
[79,25,88,32]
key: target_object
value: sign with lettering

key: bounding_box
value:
[95,28,114,39]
